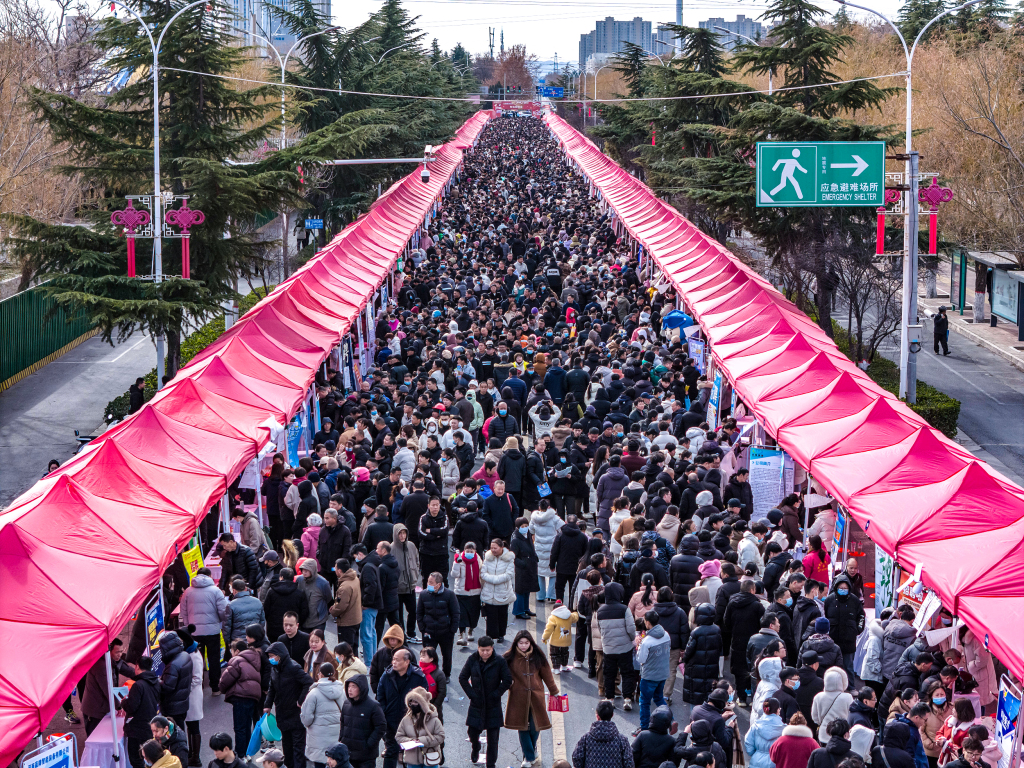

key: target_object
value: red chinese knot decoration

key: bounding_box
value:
[165,200,206,279]
[111,201,151,278]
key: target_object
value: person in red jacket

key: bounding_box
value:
[768,712,819,768]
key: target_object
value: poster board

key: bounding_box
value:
[708,370,722,431]
[748,447,785,521]
[145,589,165,675]
[21,735,75,768]
[831,507,848,566]
[687,337,706,375]
[997,675,1022,768]
[875,547,897,614]
[993,268,1019,323]
[181,537,205,583]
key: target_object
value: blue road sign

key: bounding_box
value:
[305,218,324,229]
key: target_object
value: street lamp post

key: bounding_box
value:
[111,0,209,387]
[714,26,771,93]
[592,64,613,126]
[835,0,983,403]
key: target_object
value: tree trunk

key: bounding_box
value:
[973,263,988,323]
[815,285,835,337]
[166,325,181,381]
[925,266,937,298]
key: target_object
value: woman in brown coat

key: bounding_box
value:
[502,630,559,768]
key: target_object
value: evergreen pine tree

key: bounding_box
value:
[669,25,729,77]
[612,42,650,97]
[833,5,853,29]
[733,0,893,118]
[4,0,294,376]
[896,0,948,43]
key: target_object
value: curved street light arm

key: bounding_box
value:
[376,41,415,64]
[156,0,210,55]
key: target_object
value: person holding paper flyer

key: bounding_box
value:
[395,688,445,768]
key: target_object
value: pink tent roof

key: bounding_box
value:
[0,110,492,766]
[546,113,1024,678]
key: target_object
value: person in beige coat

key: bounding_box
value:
[396,688,445,766]
[480,540,516,643]
[962,629,998,709]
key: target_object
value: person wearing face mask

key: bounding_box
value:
[823,574,866,685]
[377,650,429,768]
[264,642,315,768]
[510,517,540,620]
[395,687,445,768]
[921,685,954,768]
[774,667,803,724]
[766,587,797,667]
[489,401,520,445]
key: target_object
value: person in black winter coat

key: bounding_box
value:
[418,500,450,586]
[340,674,386,768]
[766,591,797,666]
[799,618,845,678]
[714,565,742,626]
[376,649,429,768]
[632,706,676,768]
[120,657,161,768]
[482,482,518,540]
[674,717,728,768]
[848,688,879,731]
[510,524,540,602]
[695,531,724,562]
[870,720,918,768]
[762,546,792,598]
[549,517,590,601]
[265,641,314,768]
[375,546,402,638]
[682,604,723,705]
[723,581,765,703]
[361,508,394,552]
[452,507,490,552]
[497,444,527,505]
[669,534,703,612]
[880,655,934,712]
[792,586,824,647]
[690,689,735,762]
[459,638,514,768]
[807,721,853,768]
[774,667,803,725]
[317,512,352,582]
[157,631,194,726]
[628,547,669,599]
[354,549,384,611]
[796,654,826,723]
[295,480,319,537]
[823,574,866,677]
[263,568,309,642]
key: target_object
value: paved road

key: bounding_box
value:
[873,322,1024,485]
[45,586,738,768]
[0,332,156,507]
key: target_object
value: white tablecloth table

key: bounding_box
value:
[81,714,128,768]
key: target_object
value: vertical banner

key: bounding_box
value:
[286,414,302,467]
[342,336,355,393]
[311,387,321,439]
[181,536,205,582]
[748,446,785,521]
[708,370,723,431]
[831,507,848,567]
[364,302,375,370]
[997,675,1022,768]
[145,588,166,675]
[875,548,897,613]
[687,337,707,375]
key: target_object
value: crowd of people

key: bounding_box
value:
[85,116,1004,768]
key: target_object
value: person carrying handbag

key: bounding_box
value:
[396,688,445,768]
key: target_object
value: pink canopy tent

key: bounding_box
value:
[545,113,1024,678]
[0,109,491,766]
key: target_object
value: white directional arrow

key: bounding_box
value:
[830,155,869,176]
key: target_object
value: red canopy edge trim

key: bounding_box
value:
[545,112,1024,680]
[0,110,492,767]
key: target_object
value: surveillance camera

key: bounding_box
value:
[420,166,430,184]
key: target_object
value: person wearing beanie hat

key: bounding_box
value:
[798,617,844,678]
[697,559,724,604]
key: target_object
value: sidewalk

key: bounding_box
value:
[918,276,1024,373]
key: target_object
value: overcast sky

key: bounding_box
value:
[340,0,908,65]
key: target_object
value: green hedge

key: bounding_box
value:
[103,289,270,423]
[832,322,961,437]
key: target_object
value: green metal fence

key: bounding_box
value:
[0,284,96,391]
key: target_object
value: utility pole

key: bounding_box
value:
[488,27,494,58]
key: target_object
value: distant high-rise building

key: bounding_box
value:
[698,15,768,50]
[654,24,680,56]
[229,0,332,54]
[578,17,653,72]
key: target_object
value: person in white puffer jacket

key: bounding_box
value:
[480,540,516,642]
[529,502,561,601]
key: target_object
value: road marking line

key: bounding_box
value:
[110,335,150,362]
[929,353,1004,404]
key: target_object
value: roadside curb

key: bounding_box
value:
[919,301,1024,374]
